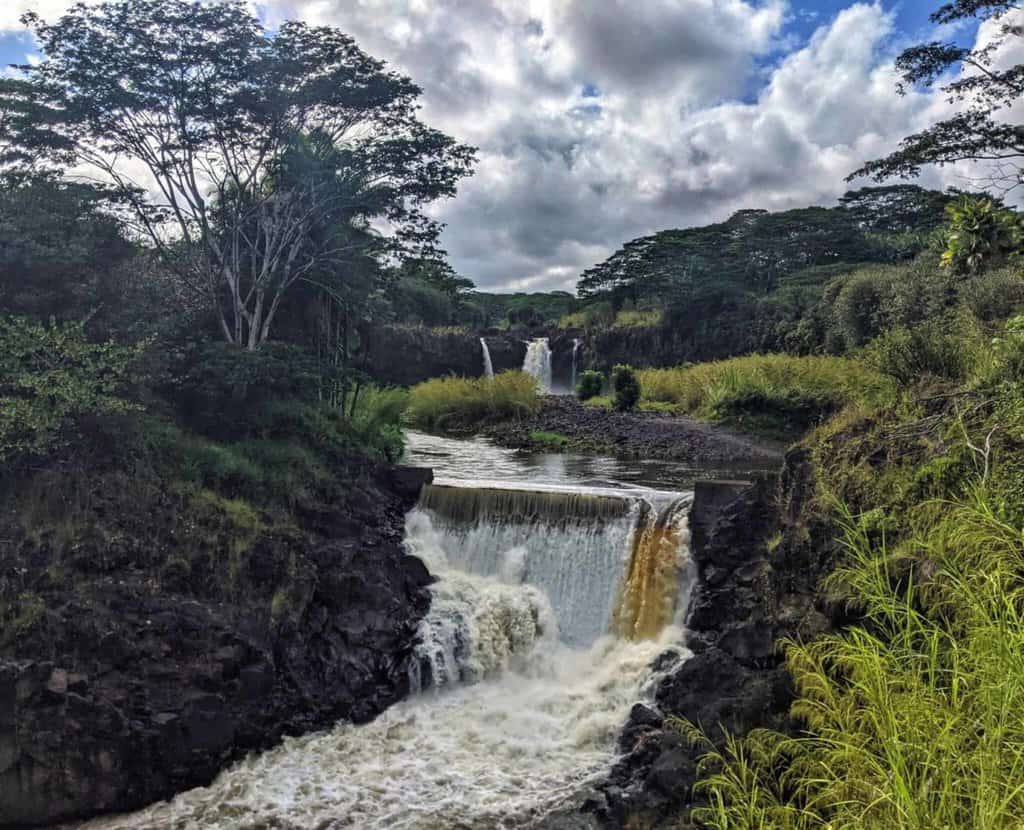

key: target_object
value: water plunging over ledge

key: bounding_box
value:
[522,336,552,393]
[480,337,494,379]
[74,432,700,830]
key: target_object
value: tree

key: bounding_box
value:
[850,1,1024,192]
[23,0,475,349]
[576,193,950,309]
[0,176,136,324]
[0,78,75,179]
[611,365,640,412]
[940,194,1022,272]
[838,185,956,234]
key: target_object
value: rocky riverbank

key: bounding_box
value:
[0,458,433,827]
[482,396,786,467]
[592,448,848,827]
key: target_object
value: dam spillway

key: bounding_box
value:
[74,436,697,829]
[412,479,692,650]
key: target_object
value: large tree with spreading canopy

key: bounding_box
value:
[851,0,1024,192]
[21,0,475,349]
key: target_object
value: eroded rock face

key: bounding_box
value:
[0,464,433,827]
[361,326,528,386]
[596,450,845,827]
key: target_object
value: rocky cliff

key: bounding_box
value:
[362,323,744,389]
[362,326,527,386]
[596,448,847,826]
[0,461,433,827]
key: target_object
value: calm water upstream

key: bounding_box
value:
[72,431,737,829]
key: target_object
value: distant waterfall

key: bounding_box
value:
[570,338,581,392]
[480,338,494,379]
[522,337,552,393]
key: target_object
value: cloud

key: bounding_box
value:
[7,0,1021,291]
[0,0,100,32]
[267,0,986,291]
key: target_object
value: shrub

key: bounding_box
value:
[963,266,1024,322]
[349,386,408,462]
[0,316,143,463]
[941,195,1023,274]
[560,301,616,330]
[576,370,604,401]
[613,309,662,328]
[405,370,540,430]
[168,340,319,439]
[611,364,640,412]
[863,314,987,386]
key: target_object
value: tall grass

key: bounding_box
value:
[639,354,894,438]
[405,370,540,431]
[683,488,1024,830]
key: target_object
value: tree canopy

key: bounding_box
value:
[576,186,954,308]
[851,0,1024,191]
[20,0,475,349]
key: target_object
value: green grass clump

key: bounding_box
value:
[639,354,895,439]
[529,430,570,449]
[405,370,540,431]
[613,309,663,328]
[683,488,1024,830]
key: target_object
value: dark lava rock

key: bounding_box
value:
[0,461,433,827]
[596,448,845,827]
[361,325,527,386]
[484,396,785,467]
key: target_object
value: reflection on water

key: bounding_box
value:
[403,429,773,491]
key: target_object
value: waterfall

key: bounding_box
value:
[522,337,552,393]
[411,479,692,652]
[570,338,581,392]
[82,472,696,830]
[480,337,494,379]
[613,497,694,640]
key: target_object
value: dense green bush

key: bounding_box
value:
[0,317,143,463]
[611,364,640,412]
[863,314,987,386]
[405,370,540,430]
[125,387,406,504]
[168,340,320,438]
[575,370,604,401]
[941,195,1022,274]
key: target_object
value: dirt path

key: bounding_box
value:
[482,396,787,466]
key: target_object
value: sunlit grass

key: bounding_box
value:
[405,370,540,431]
[681,486,1024,829]
[637,354,895,439]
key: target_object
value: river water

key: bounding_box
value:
[74,431,727,830]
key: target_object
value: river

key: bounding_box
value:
[72,430,732,829]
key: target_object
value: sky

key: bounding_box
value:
[0,0,1015,293]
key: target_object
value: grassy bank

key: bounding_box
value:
[635,354,895,440]
[678,313,1024,828]
[405,370,540,431]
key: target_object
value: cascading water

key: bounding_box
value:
[75,439,696,830]
[570,338,581,392]
[480,337,494,379]
[522,337,552,393]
